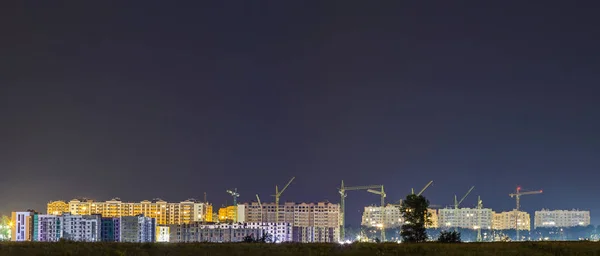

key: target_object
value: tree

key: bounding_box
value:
[243,235,255,243]
[259,233,273,243]
[0,216,11,241]
[400,194,431,242]
[438,230,461,243]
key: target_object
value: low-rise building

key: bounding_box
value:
[534,209,591,229]
[438,208,493,230]
[492,210,530,231]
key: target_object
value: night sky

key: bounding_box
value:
[1,1,599,226]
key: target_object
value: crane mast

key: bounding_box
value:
[273,177,295,223]
[476,196,482,242]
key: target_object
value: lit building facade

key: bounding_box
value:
[438,208,493,230]
[492,210,531,231]
[361,206,439,229]
[101,217,121,242]
[169,223,263,243]
[61,214,102,241]
[246,222,293,242]
[243,202,340,242]
[361,205,403,228]
[11,211,35,241]
[49,198,212,225]
[534,209,591,229]
[47,201,69,215]
[32,214,62,242]
[120,215,156,243]
[427,209,439,228]
[156,226,170,242]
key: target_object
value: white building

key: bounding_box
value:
[156,226,170,242]
[61,214,101,241]
[243,202,340,242]
[32,214,62,242]
[237,204,246,223]
[121,215,156,243]
[492,210,531,231]
[361,205,403,228]
[534,209,591,229]
[169,223,263,243]
[246,222,293,242]
[438,208,493,230]
[11,211,34,241]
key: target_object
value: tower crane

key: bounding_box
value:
[412,180,434,196]
[272,177,295,223]
[226,188,239,206]
[226,188,240,222]
[394,180,434,206]
[338,180,385,242]
[509,186,542,241]
[454,186,475,209]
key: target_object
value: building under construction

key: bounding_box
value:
[242,201,340,242]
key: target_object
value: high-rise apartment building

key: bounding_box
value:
[492,210,531,231]
[156,226,170,242]
[534,209,591,229]
[438,208,493,230]
[49,198,212,225]
[361,205,403,228]
[246,222,293,242]
[427,209,439,228]
[32,214,62,242]
[61,214,102,242]
[169,223,264,243]
[361,206,439,229]
[101,217,121,242]
[47,201,69,215]
[11,211,35,241]
[243,202,340,242]
[120,215,156,243]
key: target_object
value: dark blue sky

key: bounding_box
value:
[1,1,599,226]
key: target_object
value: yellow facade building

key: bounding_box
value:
[492,210,531,231]
[48,198,213,225]
[426,209,438,228]
[218,206,237,222]
[47,201,69,215]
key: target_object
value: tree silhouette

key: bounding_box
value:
[400,194,431,242]
[438,230,461,243]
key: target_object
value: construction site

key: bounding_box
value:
[38,177,593,243]
[208,177,593,243]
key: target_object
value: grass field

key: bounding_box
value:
[1,241,599,256]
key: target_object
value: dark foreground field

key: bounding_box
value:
[1,242,599,256]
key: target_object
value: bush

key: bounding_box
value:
[438,231,461,243]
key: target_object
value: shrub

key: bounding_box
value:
[438,231,461,243]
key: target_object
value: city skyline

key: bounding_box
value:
[2,0,600,229]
